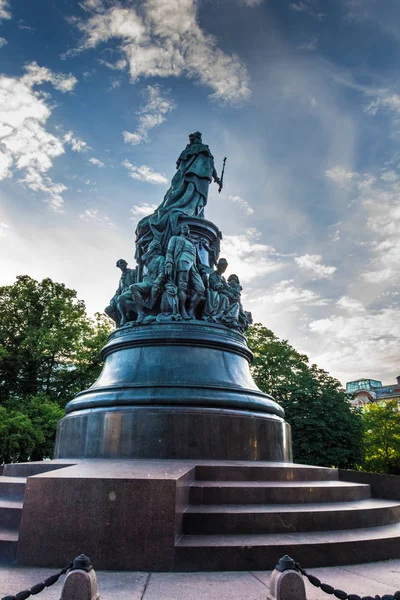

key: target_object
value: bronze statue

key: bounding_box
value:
[135,131,221,258]
[227,274,253,332]
[203,258,232,323]
[128,240,166,324]
[104,133,252,333]
[165,223,205,320]
[105,259,136,327]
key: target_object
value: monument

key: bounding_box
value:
[4,133,400,573]
[54,131,292,461]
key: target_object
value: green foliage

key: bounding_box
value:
[0,405,36,464]
[362,400,400,474]
[0,276,112,462]
[0,397,65,464]
[246,323,364,468]
[0,276,111,406]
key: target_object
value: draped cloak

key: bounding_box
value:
[135,143,217,257]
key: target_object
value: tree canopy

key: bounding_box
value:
[246,323,364,469]
[362,400,400,474]
[0,276,111,462]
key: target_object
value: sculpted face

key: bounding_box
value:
[217,258,228,273]
[180,223,190,236]
[188,131,201,145]
[116,259,128,270]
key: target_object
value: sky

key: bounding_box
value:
[1,0,400,387]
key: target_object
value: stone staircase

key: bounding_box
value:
[1,461,400,570]
[0,475,26,564]
[175,463,400,570]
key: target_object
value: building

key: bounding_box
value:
[346,376,400,408]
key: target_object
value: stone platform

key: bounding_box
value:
[1,459,400,571]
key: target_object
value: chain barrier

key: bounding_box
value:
[1,561,73,600]
[276,556,400,600]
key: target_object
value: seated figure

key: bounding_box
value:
[127,240,166,325]
[202,258,239,325]
[157,280,180,321]
[105,259,137,327]
[226,274,252,331]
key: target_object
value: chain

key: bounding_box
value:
[295,561,400,600]
[1,562,73,600]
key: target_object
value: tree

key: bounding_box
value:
[246,323,364,468]
[362,400,400,474]
[0,276,111,462]
[0,276,111,407]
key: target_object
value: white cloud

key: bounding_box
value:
[0,221,10,236]
[295,254,336,279]
[381,170,398,182]
[98,59,127,71]
[357,175,400,284]
[108,78,121,91]
[331,229,341,242]
[20,169,67,212]
[0,37,7,48]
[221,228,283,283]
[248,280,329,320]
[122,159,168,185]
[289,1,324,19]
[262,279,328,308]
[309,307,400,383]
[0,150,12,179]
[239,0,263,6]
[21,61,77,92]
[326,160,400,287]
[0,63,78,211]
[131,202,158,226]
[88,157,105,167]
[337,296,365,313]
[325,165,358,185]
[80,208,114,226]
[228,194,254,215]
[17,20,35,32]
[364,89,400,117]
[0,0,11,20]
[71,0,251,105]
[64,131,90,152]
[123,84,175,145]
[297,37,318,51]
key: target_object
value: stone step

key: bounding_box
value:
[0,499,23,529]
[190,480,371,505]
[175,522,400,570]
[195,463,339,482]
[3,462,74,478]
[183,499,400,534]
[0,477,27,501]
[0,528,18,564]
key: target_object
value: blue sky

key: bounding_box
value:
[1,0,400,386]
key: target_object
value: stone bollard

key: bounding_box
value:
[268,555,307,600]
[60,554,100,600]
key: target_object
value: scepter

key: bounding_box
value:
[218,157,227,193]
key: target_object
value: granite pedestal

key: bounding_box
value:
[55,322,292,462]
[11,322,297,570]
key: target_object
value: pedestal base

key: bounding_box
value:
[55,406,292,461]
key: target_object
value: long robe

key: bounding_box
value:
[135,142,217,257]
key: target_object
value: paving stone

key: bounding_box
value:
[142,571,268,600]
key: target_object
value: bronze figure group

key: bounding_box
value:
[105,132,252,332]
